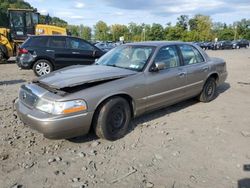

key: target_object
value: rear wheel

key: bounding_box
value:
[33,59,53,76]
[198,78,217,102]
[93,97,131,141]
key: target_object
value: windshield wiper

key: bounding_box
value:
[106,64,119,68]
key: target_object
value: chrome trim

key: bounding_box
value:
[27,112,88,122]
[142,80,204,100]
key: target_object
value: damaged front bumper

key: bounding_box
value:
[15,99,94,139]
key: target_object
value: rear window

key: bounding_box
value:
[22,37,48,47]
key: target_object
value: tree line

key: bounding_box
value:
[70,15,250,42]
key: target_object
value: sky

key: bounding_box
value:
[26,0,250,26]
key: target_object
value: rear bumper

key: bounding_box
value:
[16,54,34,69]
[15,100,94,139]
[218,71,228,85]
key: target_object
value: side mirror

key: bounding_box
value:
[150,62,165,72]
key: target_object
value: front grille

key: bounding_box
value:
[19,85,38,108]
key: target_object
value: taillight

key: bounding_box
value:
[18,48,29,54]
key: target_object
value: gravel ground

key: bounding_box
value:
[0,49,250,188]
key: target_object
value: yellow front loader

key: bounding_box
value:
[0,8,67,62]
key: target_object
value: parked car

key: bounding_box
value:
[232,39,249,49]
[15,42,228,140]
[193,42,213,50]
[217,40,233,49]
[16,35,104,76]
[95,42,116,52]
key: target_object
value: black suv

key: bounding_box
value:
[16,35,104,76]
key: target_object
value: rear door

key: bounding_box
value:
[178,44,208,97]
[66,37,98,65]
[48,36,72,69]
[145,45,187,110]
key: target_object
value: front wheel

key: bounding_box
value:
[93,97,131,141]
[33,59,53,76]
[198,78,217,102]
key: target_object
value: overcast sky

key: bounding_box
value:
[27,0,250,26]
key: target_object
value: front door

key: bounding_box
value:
[66,37,97,65]
[144,45,187,111]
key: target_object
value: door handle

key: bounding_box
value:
[202,67,209,72]
[72,52,80,54]
[46,50,54,52]
[178,72,186,77]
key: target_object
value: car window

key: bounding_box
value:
[49,37,66,48]
[29,37,48,47]
[179,45,204,65]
[154,46,180,69]
[67,38,94,51]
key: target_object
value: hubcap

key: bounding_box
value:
[206,82,215,97]
[108,105,126,133]
[36,62,51,76]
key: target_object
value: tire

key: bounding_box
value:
[246,45,249,49]
[236,45,240,49]
[93,97,131,141]
[33,59,53,76]
[198,78,217,102]
[0,50,4,63]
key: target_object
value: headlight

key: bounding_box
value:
[36,98,87,115]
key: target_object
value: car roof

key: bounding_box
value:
[125,41,193,47]
[29,35,84,40]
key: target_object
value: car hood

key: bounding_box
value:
[34,65,137,89]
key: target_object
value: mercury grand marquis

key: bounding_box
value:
[15,42,228,140]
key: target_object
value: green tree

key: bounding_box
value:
[94,21,109,41]
[127,22,144,41]
[79,25,92,41]
[176,15,189,30]
[188,14,213,41]
[217,28,234,40]
[148,23,164,41]
[234,19,250,40]
[110,24,129,41]
[165,26,184,41]
[67,25,80,37]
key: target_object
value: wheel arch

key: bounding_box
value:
[206,72,219,84]
[91,93,135,130]
[32,57,55,70]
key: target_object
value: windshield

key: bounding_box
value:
[10,11,24,28]
[96,45,155,71]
